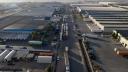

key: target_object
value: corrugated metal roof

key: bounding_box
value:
[0,31,31,40]
[116,30,128,37]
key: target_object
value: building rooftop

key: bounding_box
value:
[115,30,128,37]
[0,31,31,40]
[80,6,127,11]
[81,6,128,31]
[71,3,107,7]
[96,19,128,21]
[99,21,128,24]
[95,16,128,18]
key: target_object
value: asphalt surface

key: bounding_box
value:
[3,16,46,30]
[59,6,90,72]
[68,21,87,72]
[56,17,87,72]
[0,3,60,30]
[86,36,128,72]
[56,59,65,72]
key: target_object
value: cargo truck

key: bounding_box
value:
[62,23,68,40]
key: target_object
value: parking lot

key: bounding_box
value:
[86,33,128,72]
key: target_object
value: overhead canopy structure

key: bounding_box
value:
[0,31,31,40]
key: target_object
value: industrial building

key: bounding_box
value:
[37,56,52,63]
[0,45,54,62]
[74,3,128,32]
[0,40,54,71]
[0,45,53,71]
[0,31,31,40]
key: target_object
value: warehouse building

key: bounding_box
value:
[0,48,52,72]
[0,31,31,40]
[88,10,128,32]
[0,45,53,63]
[74,3,128,32]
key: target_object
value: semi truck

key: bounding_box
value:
[64,47,70,72]
[62,23,68,40]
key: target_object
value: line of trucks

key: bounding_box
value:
[64,47,70,72]
[60,23,68,41]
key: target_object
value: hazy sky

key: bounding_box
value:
[0,0,85,2]
[0,0,126,3]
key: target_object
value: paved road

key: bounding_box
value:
[59,6,90,72]
[55,5,88,72]
[86,35,128,72]
[68,21,87,72]
[68,14,92,72]
[56,59,65,72]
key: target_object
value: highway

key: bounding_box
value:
[69,8,93,72]
[55,5,91,72]
[68,18,88,72]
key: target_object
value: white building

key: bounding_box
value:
[77,3,128,32]
[37,56,52,63]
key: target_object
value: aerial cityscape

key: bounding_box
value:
[0,0,127,72]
